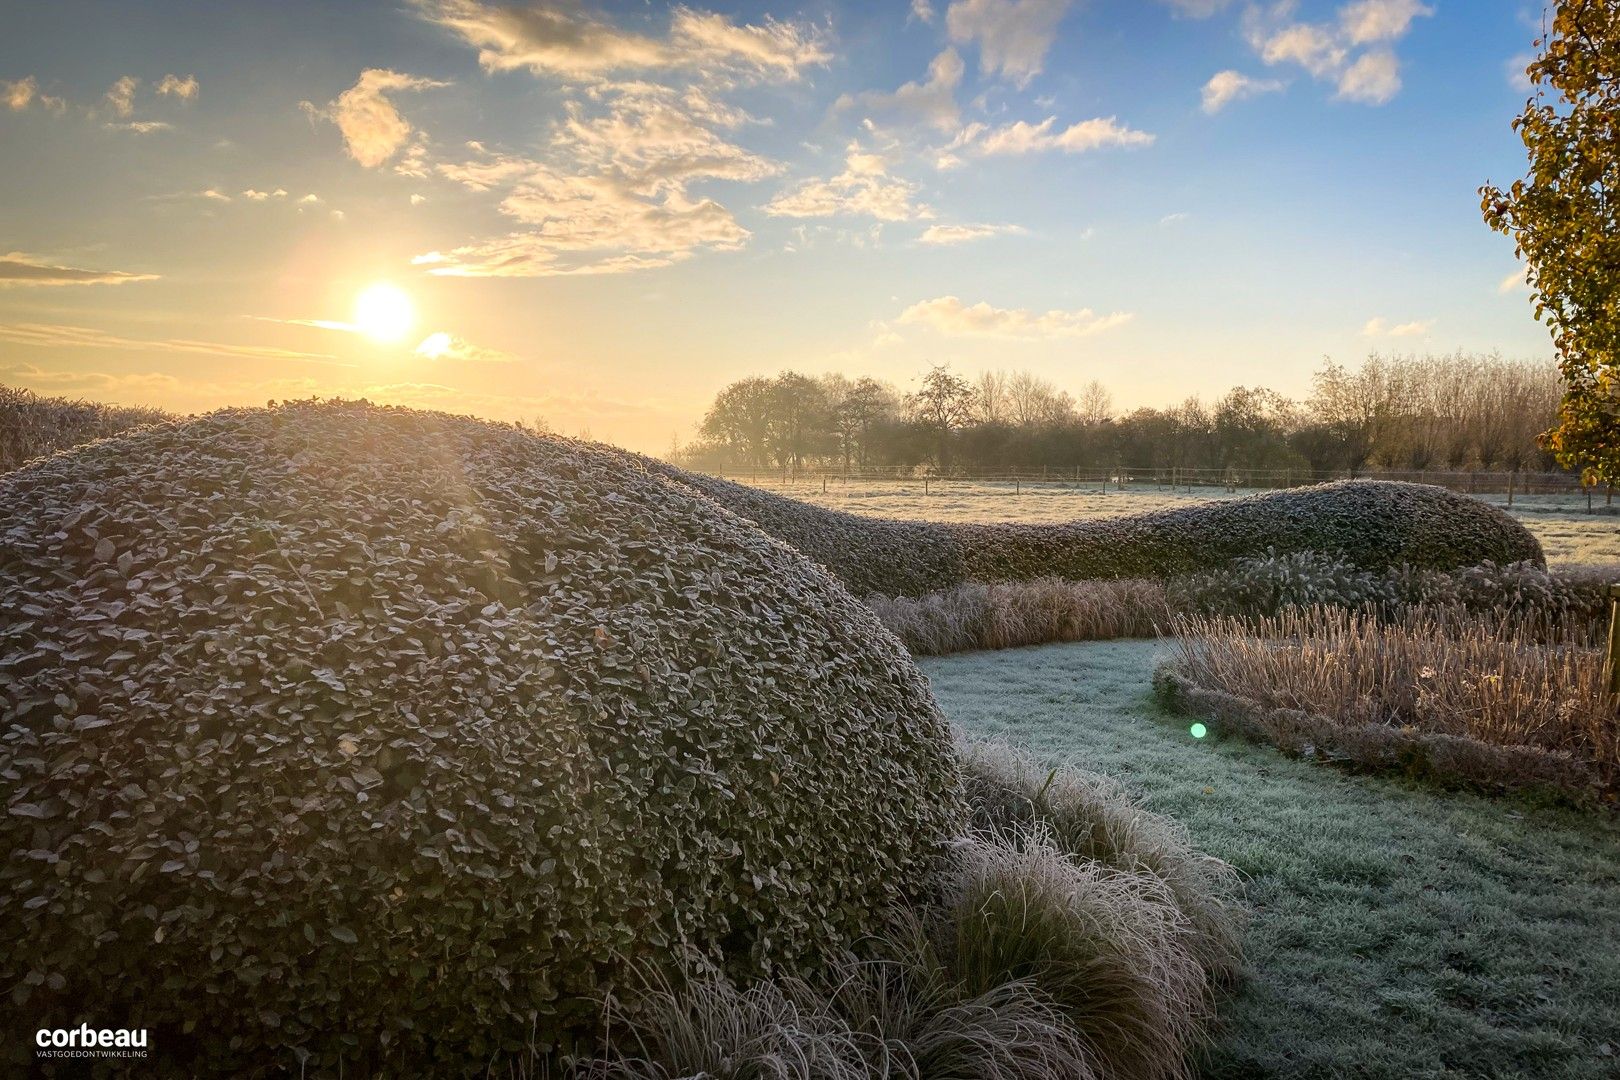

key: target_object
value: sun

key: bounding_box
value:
[352,283,415,343]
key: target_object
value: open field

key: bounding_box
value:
[728,478,1620,566]
[924,639,1620,1079]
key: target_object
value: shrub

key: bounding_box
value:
[1169,548,1398,619]
[1157,607,1619,797]
[0,401,966,1074]
[0,384,171,473]
[640,464,1545,596]
[867,578,1172,656]
[1171,552,1617,644]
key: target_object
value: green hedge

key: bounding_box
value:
[0,402,965,1074]
[651,469,1545,597]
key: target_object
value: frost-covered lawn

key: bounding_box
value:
[922,639,1620,1079]
[743,478,1620,566]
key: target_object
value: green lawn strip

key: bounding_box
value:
[921,639,1620,1079]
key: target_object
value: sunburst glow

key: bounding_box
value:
[352,283,415,343]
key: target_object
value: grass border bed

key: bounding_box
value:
[1151,666,1605,802]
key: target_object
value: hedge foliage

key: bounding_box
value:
[0,401,966,1073]
[650,468,1545,597]
[0,384,171,474]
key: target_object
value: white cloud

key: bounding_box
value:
[104,76,138,118]
[1361,316,1433,337]
[1335,48,1400,104]
[837,48,964,134]
[554,92,781,191]
[241,188,288,201]
[898,295,1132,339]
[918,222,1027,244]
[911,0,938,23]
[1506,53,1534,93]
[414,331,514,363]
[4,76,36,111]
[1258,23,1345,76]
[425,82,778,277]
[1498,266,1529,294]
[1201,69,1284,113]
[156,74,199,101]
[1339,0,1433,45]
[956,115,1154,156]
[765,143,933,222]
[0,252,159,287]
[304,69,448,169]
[106,120,172,134]
[1245,0,1431,105]
[4,75,67,115]
[1159,212,1190,226]
[413,0,828,83]
[410,193,427,205]
[1159,0,1232,14]
[945,0,1072,87]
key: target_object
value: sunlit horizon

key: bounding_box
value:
[0,1,1555,452]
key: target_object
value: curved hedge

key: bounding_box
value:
[0,401,964,1073]
[646,468,1545,597]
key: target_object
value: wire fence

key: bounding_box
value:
[703,463,1619,510]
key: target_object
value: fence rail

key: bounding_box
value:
[702,464,1617,508]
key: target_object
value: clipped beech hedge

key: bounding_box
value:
[647,469,1545,597]
[0,401,965,1073]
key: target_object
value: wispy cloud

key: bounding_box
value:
[918,222,1027,245]
[0,322,344,363]
[766,143,932,222]
[898,295,1132,339]
[0,253,159,288]
[414,331,514,363]
[302,69,449,169]
[103,76,138,118]
[1497,267,1529,294]
[1245,0,1432,105]
[156,74,199,101]
[1201,69,1284,113]
[949,115,1154,158]
[412,0,829,83]
[836,48,964,134]
[1361,315,1434,337]
[945,0,1073,88]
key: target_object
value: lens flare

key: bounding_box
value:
[1189,722,1208,739]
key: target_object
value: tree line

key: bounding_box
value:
[680,353,1563,477]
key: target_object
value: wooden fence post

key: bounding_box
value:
[1507,470,1515,508]
[1608,585,1620,697]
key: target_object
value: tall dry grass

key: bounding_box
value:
[0,385,171,472]
[565,740,1242,1080]
[1166,606,1619,787]
[867,577,1172,656]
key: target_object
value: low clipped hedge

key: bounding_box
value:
[0,401,965,1073]
[648,468,1545,597]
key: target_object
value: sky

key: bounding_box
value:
[0,0,1555,452]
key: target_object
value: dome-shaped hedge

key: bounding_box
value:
[648,469,1544,597]
[0,402,964,1073]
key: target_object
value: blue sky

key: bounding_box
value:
[0,1,1551,450]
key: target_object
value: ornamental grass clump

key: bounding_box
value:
[0,400,966,1075]
[866,577,1172,656]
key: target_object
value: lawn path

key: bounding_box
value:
[921,640,1620,1079]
